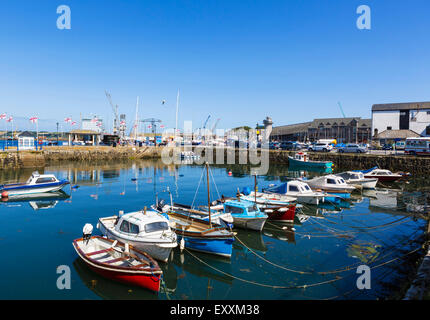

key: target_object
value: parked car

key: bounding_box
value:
[338,144,368,153]
[308,142,333,152]
[382,144,394,150]
[281,141,304,151]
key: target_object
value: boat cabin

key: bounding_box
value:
[285,180,314,194]
[114,211,170,236]
[311,175,348,187]
[337,171,365,181]
[367,169,394,176]
[26,172,60,185]
[294,152,308,162]
[223,200,262,216]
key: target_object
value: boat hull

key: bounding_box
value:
[363,175,402,182]
[176,234,234,257]
[288,156,333,169]
[232,216,267,231]
[264,205,296,222]
[1,182,69,197]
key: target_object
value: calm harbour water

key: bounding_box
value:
[0,160,428,300]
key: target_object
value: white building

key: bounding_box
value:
[82,116,103,133]
[372,102,430,138]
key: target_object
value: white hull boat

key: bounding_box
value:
[97,210,177,263]
[336,171,378,189]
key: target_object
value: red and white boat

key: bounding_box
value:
[72,235,162,293]
[363,169,404,182]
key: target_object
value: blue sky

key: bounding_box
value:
[0,0,430,132]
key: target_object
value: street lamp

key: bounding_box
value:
[56,122,59,145]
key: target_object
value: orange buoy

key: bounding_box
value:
[1,191,9,198]
[228,171,232,176]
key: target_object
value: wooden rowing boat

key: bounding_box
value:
[72,236,162,292]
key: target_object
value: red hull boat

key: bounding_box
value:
[363,169,404,183]
[73,236,162,293]
[264,204,296,222]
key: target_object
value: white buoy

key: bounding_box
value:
[180,238,185,251]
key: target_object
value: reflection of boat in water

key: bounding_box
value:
[73,257,178,299]
[262,221,296,244]
[171,249,233,285]
[0,191,70,210]
[233,229,267,253]
[363,188,399,210]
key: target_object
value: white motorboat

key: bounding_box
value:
[97,209,178,263]
[335,171,378,189]
[262,180,325,205]
[304,175,357,193]
[0,171,70,197]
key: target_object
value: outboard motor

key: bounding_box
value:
[82,223,93,243]
[157,199,165,212]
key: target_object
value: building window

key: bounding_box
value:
[387,126,392,130]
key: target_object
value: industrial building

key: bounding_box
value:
[270,117,371,143]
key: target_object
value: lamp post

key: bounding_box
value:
[56,122,59,145]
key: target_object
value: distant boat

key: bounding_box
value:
[362,168,404,182]
[72,235,162,292]
[262,180,325,205]
[303,174,356,199]
[288,152,333,170]
[335,171,378,189]
[0,171,70,197]
[97,209,178,263]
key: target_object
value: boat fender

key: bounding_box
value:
[82,223,93,241]
[1,191,8,198]
[180,238,185,251]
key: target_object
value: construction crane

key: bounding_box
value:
[211,118,220,132]
[105,90,120,135]
[338,102,346,118]
[141,118,162,134]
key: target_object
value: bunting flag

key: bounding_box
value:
[96,122,102,127]
[91,118,99,123]
[64,117,72,123]
[148,125,152,129]
[71,121,76,126]
[6,116,13,122]
[29,117,38,123]
[160,125,165,128]
[120,120,126,126]
[0,113,6,120]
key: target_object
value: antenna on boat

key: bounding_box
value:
[205,162,212,227]
[254,174,258,204]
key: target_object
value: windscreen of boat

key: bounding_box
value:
[337,178,346,184]
[288,185,299,192]
[247,205,258,213]
[327,178,337,184]
[144,221,169,233]
[303,184,311,192]
[224,205,244,214]
[36,177,56,184]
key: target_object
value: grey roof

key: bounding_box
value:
[308,117,370,129]
[271,122,312,135]
[375,129,421,140]
[372,102,430,112]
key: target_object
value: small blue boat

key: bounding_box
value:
[288,152,333,170]
[167,211,234,257]
[0,171,70,198]
[222,200,268,232]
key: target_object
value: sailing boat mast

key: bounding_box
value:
[206,162,212,227]
[254,174,257,204]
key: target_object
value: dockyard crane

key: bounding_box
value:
[338,102,346,118]
[202,115,211,130]
[105,90,120,135]
[210,118,220,132]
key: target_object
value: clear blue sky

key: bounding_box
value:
[1,0,430,132]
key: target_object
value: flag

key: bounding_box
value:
[6,117,13,122]
[148,125,152,129]
[30,117,38,123]
[120,120,126,126]
[64,117,72,123]
[91,118,99,123]
[71,121,76,126]
[160,125,165,128]
[0,113,6,120]
[96,122,102,127]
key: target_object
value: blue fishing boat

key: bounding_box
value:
[222,200,268,232]
[288,152,333,170]
[0,171,70,198]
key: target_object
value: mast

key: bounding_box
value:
[175,89,179,141]
[206,162,212,227]
[254,174,257,204]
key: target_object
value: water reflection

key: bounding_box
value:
[0,190,70,211]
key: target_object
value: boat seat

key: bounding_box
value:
[105,257,128,264]
[87,248,114,256]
